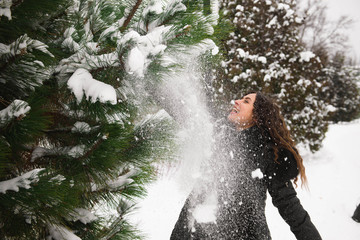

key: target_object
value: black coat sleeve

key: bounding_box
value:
[170,197,192,240]
[170,183,210,240]
[268,180,322,240]
[265,148,322,240]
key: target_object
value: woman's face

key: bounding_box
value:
[228,93,256,130]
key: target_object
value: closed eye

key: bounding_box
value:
[243,96,252,103]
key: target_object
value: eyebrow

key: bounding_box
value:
[244,97,252,102]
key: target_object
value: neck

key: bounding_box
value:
[236,122,255,131]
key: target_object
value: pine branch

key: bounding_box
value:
[42,127,73,133]
[78,134,108,161]
[91,182,127,195]
[43,125,100,133]
[0,96,11,107]
[174,25,192,39]
[0,48,26,73]
[159,18,171,28]
[121,0,143,31]
[10,0,24,9]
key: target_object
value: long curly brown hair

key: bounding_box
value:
[252,92,306,187]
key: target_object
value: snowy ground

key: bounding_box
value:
[129,120,360,240]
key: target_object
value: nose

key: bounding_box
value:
[235,99,242,105]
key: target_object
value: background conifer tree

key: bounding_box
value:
[324,53,360,123]
[212,0,331,151]
[297,0,360,124]
[0,0,218,239]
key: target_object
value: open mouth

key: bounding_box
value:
[230,107,239,114]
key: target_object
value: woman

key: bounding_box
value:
[170,92,322,240]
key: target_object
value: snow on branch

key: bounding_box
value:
[62,27,80,52]
[91,169,138,192]
[106,174,135,190]
[299,51,316,62]
[0,0,12,20]
[140,0,187,31]
[68,145,86,158]
[48,225,81,240]
[234,48,267,64]
[0,99,31,127]
[31,147,52,162]
[31,145,89,162]
[0,34,54,62]
[167,38,219,65]
[69,208,97,224]
[210,0,220,25]
[123,25,172,77]
[0,168,44,194]
[67,68,117,104]
[163,0,186,19]
[135,109,171,129]
[55,51,119,83]
[71,121,91,133]
[195,39,219,55]
[142,0,164,16]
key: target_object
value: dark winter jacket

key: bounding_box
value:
[170,125,322,240]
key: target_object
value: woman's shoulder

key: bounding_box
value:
[265,147,299,182]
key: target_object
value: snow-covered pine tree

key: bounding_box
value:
[0,0,218,239]
[296,0,360,123]
[324,53,360,123]
[214,0,331,151]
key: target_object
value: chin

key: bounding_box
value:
[227,115,237,124]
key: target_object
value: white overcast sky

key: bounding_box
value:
[323,0,360,63]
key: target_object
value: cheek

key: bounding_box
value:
[245,108,254,121]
